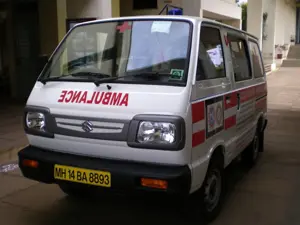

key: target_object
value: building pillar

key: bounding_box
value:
[224,19,241,29]
[101,0,112,18]
[275,0,284,46]
[56,0,67,42]
[247,0,263,49]
[111,0,120,18]
[38,0,59,56]
[282,1,295,46]
[99,0,120,18]
[262,0,277,70]
[296,6,300,44]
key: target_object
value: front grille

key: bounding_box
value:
[55,117,124,134]
[51,115,130,141]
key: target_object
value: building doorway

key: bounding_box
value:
[0,3,10,100]
[296,7,300,44]
[0,0,40,103]
[13,0,40,101]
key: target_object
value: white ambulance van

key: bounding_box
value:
[18,16,267,220]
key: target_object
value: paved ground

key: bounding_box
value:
[0,103,27,153]
[1,67,300,225]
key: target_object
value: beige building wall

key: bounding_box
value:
[201,0,241,20]
[120,0,240,26]
[222,19,241,29]
[38,0,59,56]
[67,0,119,19]
[111,0,120,17]
[120,0,182,16]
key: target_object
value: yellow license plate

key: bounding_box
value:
[54,165,111,187]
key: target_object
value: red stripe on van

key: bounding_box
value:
[192,130,206,147]
[255,83,267,99]
[224,93,238,110]
[192,101,205,123]
[255,97,267,109]
[225,115,236,130]
[239,87,256,103]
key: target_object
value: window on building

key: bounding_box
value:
[249,41,264,78]
[196,26,226,81]
[227,34,252,81]
[133,0,157,10]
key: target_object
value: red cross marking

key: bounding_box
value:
[117,21,132,33]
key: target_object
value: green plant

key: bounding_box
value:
[241,3,247,31]
[262,12,268,41]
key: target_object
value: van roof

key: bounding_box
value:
[76,15,258,41]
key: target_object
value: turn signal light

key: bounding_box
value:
[22,159,39,168]
[141,178,168,190]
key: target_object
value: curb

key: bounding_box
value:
[0,145,27,166]
[0,145,27,155]
[267,68,279,76]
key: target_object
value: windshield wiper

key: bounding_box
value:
[40,72,111,85]
[93,72,171,86]
[40,71,173,87]
[69,72,111,79]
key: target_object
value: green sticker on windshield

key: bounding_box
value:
[170,69,184,80]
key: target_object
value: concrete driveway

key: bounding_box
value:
[1,67,300,225]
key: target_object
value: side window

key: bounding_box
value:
[249,41,264,78]
[227,34,252,82]
[196,26,225,81]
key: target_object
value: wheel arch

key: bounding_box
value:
[256,112,266,133]
[208,143,225,169]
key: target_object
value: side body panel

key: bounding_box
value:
[190,22,234,192]
[189,22,267,193]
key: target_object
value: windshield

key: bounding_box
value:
[39,19,192,86]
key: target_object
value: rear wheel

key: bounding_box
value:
[242,129,262,167]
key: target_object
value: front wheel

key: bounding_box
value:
[188,155,224,222]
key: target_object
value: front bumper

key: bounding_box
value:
[18,146,191,196]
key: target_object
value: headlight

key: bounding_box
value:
[137,121,176,144]
[26,112,46,130]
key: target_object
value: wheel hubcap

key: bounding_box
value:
[204,170,222,212]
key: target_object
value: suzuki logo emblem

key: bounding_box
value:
[82,121,93,133]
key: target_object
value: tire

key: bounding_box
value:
[242,129,262,167]
[188,154,224,222]
[259,131,265,152]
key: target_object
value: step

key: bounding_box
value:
[281,59,300,67]
[264,64,272,73]
[287,45,300,59]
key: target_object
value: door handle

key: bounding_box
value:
[198,83,204,88]
[237,93,240,110]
